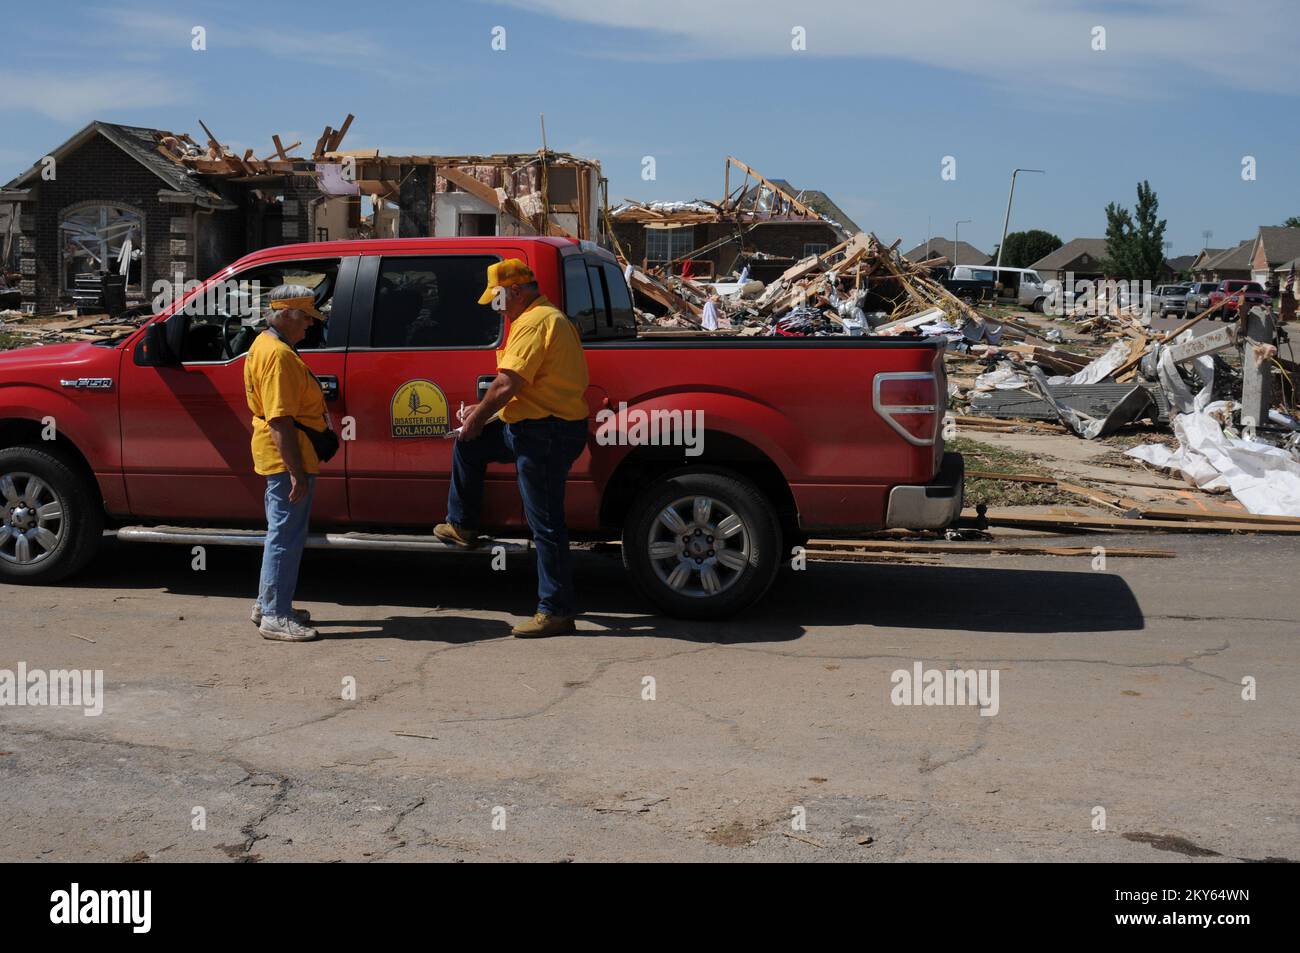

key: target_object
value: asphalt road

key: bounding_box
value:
[2,532,1297,862]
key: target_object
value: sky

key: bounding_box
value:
[2,0,1298,258]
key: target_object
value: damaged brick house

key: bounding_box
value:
[0,120,321,313]
[610,157,859,282]
[0,116,605,315]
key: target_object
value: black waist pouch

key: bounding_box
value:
[294,421,340,463]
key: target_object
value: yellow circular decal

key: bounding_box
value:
[391,379,450,438]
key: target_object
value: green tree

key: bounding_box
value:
[994,230,1063,268]
[1282,216,1300,228]
[1102,181,1167,280]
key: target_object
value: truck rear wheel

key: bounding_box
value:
[622,470,780,619]
[0,446,103,584]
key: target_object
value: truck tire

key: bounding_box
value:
[622,470,780,619]
[0,445,104,584]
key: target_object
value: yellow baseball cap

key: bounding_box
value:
[477,258,535,305]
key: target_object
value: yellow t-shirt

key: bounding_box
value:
[243,331,327,475]
[496,295,590,423]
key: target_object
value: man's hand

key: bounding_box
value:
[457,416,484,441]
[458,402,478,425]
[456,371,523,442]
[288,468,308,502]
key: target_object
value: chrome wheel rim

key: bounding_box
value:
[0,471,65,566]
[647,495,751,598]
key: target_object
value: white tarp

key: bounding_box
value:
[1048,340,1132,386]
[1127,406,1300,516]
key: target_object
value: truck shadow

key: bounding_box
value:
[67,538,1144,641]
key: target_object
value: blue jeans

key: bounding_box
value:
[448,417,589,616]
[258,473,316,619]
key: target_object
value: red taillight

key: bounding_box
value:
[875,373,939,445]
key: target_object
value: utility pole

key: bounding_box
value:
[955,219,971,270]
[994,168,1045,270]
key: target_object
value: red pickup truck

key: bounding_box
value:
[1209,280,1270,318]
[0,236,961,617]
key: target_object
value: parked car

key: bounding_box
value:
[0,236,962,619]
[1184,281,1220,317]
[1209,280,1270,319]
[935,264,997,304]
[1150,284,1190,317]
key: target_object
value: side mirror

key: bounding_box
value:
[133,317,182,367]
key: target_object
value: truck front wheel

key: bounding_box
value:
[622,470,781,619]
[0,446,104,584]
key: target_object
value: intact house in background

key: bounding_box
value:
[610,157,857,283]
[900,239,991,268]
[0,116,603,314]
[1251,226,1300,286]
[1029,238,1110,285]
[1194,239,1254,282]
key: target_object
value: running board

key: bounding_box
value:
[115,525,529,554]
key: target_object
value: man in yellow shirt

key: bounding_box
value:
[435,259,590,638]
[244,284,331,642]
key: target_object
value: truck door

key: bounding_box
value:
[118,256,353,521]
[343,249,526,528]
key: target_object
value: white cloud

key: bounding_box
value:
[89,7,390,67]
[493,0,1299,97]
[0,70,189,121]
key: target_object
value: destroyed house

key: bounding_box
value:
[610,157,855,282]
[324,151,603,243]
[0,120,322,314]
[0,115,604,315]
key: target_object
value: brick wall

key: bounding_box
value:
[24,133,175,312]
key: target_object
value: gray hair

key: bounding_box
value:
[267,283,316,323]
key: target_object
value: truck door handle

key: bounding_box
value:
[317,375,340,401]
[477,375,494,400]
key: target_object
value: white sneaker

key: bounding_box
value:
[258,615,319,642]
[251,602,312,626]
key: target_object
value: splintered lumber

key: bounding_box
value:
[327,114,354,152]
[1133,505,1300,527]
[803,550,940,565]
[806,539,1174,558]
[964,508,1300,535]
[966,469,1191,493]
[628,269,703,320]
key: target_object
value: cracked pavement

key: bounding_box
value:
[2,531,1297,862]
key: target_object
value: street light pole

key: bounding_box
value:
[994,168,1045,270]
[955,219,971,270]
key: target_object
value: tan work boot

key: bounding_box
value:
[434,522,482,549]
[511,612,576,639]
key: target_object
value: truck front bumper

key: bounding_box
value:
[884,452,964,529]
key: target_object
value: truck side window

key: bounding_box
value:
[178,258,339,363]
[600,262,636,335]
[371,255,501,349]
[563,256,597,336]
